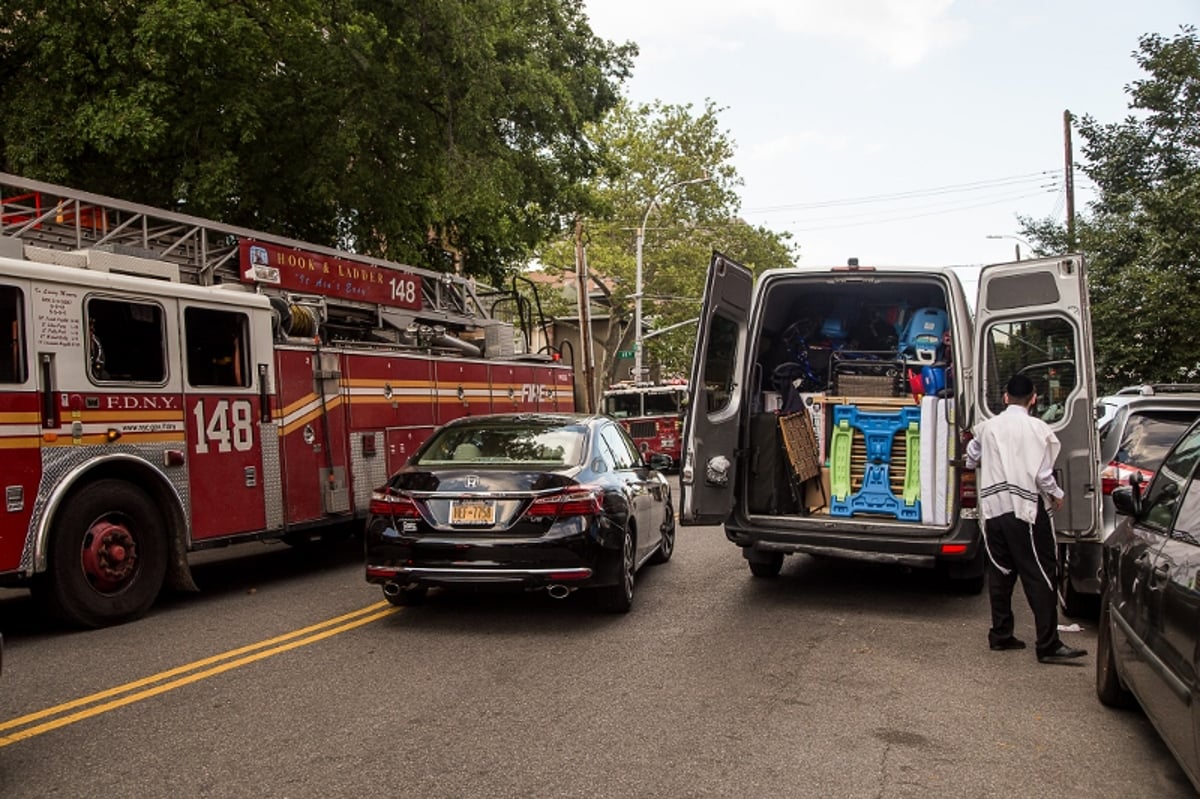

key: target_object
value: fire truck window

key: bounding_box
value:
[0,286,26,384]
[643,392,681,415]
[604,394,641,419]
[982,316,1077,424]
[185,308,250,388]
[87,298,166,383]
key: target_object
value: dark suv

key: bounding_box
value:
[1060,387,1200,616]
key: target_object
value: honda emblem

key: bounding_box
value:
[465,475,479,488]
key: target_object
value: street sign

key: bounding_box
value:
[617,349,634,358]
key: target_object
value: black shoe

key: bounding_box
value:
[989,637,1026,651]
[1037,643,1087,663]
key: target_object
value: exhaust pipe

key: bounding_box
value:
[383,582,402,597]
[546,584,570,600]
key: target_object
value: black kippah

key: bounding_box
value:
[1006,374,1034,398]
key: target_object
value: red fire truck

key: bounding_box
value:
[0,173,575,627]
[600,380,687,469]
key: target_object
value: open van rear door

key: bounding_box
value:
[680,252,753,525]
[973,254,1099,536]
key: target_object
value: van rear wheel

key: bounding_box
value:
[747,551,784,578]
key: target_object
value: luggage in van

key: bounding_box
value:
[746,412,799,515]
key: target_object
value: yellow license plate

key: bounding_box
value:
[450,500,495,525]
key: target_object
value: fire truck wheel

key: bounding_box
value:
[41,479,168,628]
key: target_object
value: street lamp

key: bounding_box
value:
[634,174,710,381]
[986,234,1034,261]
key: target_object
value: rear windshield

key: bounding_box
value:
[416,422,586,466]
[1109,410,1200,470]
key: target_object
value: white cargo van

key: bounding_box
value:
[681,252,1100,592]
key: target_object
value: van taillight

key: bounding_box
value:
[369,489,420,518]
[959,470,977,508]
[524,488,604,519]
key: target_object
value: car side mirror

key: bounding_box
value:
[1111,486,1136,516]
[1113,472,1146,517]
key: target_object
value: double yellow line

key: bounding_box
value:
[0,601,398,747]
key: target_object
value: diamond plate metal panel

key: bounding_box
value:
[351,432,388,514]
[261,423,284,529]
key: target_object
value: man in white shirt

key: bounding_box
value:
[965,374,1086,664]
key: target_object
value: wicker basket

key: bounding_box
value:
[778,410,822,483]
[836,374,897,397]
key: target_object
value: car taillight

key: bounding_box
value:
[524,487,604,519]
[1100,461,1154,495]
[369,489,421,518]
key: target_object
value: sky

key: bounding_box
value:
[582,0,1198,273]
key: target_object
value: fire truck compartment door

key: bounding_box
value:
[681,251,753,526]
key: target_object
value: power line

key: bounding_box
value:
[782,189,1061,232]
[745,170,1061,213]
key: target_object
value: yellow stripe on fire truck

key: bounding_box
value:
[277,393,345,436]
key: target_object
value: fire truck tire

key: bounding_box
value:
[40,480,168,628]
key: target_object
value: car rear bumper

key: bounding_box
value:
[364,518,623,589]
[366,564,594,586]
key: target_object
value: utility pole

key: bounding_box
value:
[574,217,596,412]
[1064,109,1076,250]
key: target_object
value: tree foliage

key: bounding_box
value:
[1019,25,1200,391]
[537,99,797,384]
[0,0,634,283]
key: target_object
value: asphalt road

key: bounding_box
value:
[0,511,1193,798]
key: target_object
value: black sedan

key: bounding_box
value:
[1097,416,1200,792]
[365,413,675,612]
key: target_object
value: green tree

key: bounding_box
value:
[537,99,797,385]
[0,0,634,283]
[1019,25,1200,391]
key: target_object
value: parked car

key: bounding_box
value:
[364,413,675,612]
[1097,416,1200,793]
[1059,389,1200,616]
[1095,394,1137,432]
[1097,384,1200,432]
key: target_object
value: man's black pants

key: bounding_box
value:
[983,503,1062,655]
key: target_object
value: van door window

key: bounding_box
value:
[703,313,739,414]
[0,286,26,383]
[87,298,166,383]
[982,316,1077,423]
[185,307,250,388]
